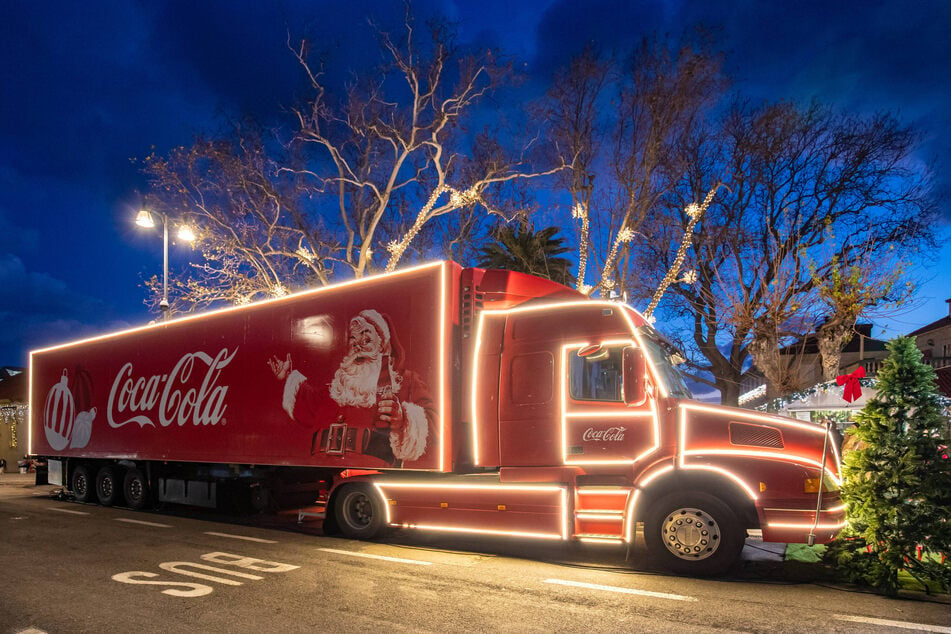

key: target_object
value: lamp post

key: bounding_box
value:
[135,209,194,320]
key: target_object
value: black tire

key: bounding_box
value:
[95,465,123,507]
[123,468,151,510]
[643,491,745,577]
[333,484,387,540]
[71,464,96,503]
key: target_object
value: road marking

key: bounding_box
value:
[115,518,172,528]
[834,615,951,632]
[204,531,277,544]
[544,578,697,602]
[48,507,90,516]
[318,547,433,566]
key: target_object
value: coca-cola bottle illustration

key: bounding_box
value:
[375,353,394,428]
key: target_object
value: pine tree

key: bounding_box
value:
[828,337,951,595]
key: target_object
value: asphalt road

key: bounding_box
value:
[1,475,949,633]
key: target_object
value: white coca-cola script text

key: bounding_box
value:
[582,426,627,442]
[107,348,238,428]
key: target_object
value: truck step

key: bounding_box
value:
[297,504,327,523]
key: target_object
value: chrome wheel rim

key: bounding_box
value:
[660,506,721,560]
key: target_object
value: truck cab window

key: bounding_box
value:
[569,347,623,402]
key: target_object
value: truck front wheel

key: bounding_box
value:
[96,465,123,507]
[644,491,745,577]
[71,464,95,503]
[333,484,386,540]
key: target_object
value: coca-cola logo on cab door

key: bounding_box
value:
[582,426,627,442]
[107,347,238,429]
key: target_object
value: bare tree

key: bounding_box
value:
[645,101,936,405]
[142,7,563,313]
[541,35,725,296]
[289,11,563,278]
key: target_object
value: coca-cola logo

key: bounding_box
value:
[582,426,627,442]
[107,348,238,429]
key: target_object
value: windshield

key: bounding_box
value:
[636,326,693,399]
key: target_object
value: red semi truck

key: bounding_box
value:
[29,261,845,575]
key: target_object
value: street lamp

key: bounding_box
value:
[135,209,195,320]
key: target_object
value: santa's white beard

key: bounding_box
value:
[329,353,381,407]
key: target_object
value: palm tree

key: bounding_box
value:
[477,223,576,287]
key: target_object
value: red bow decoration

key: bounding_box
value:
[836,366,866,403]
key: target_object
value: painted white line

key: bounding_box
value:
[115,518,172,528]
[544,578,697,602]
[834,615,951,633]
[318,547,433,566]
[204,531,277,544]
[47,507,90,516]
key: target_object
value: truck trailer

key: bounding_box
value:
[29,261,845,575]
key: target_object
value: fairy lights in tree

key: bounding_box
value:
[643,184,720,320]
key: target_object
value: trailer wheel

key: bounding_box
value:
[643,491,745,577]
[95,465,123,507]
[71,464,95,503]
[123,468,151,510]
[334,484,386,540]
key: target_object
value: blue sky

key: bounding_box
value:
[2,0,949,366]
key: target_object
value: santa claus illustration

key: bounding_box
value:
[269,309,435,466]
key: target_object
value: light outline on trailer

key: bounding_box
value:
[767,521,848,530]
[27,261,449,470]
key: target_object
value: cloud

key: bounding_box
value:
[0,253,129,365]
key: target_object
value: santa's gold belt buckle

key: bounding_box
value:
[326,423,347,455]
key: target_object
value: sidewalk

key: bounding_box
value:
[0,471,44,486]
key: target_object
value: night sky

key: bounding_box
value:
[2,0,950,367]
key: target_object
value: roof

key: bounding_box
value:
[780,323,888,356]
[908,316,951,338]
[0,371,27,402]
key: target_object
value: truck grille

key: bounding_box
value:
[729,422,784,448]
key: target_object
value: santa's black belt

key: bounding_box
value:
[315,422,394,463]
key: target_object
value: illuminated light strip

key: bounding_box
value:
[576,513,624,521]
[559,340,661,466]
[681,449,843,487]
[679,401,830,436]
[577,537,624,544]
[27,354,34,455]
[30,261,446,355]
[560,489,569,540]
[834,615,951,633]
[564,411,655,419]
[318,547,433,566]
[764,505,847,514]
[375,482,564,492]
[374,482,569,541]
[677,405,843,490]
[544,578,697,603]
[767,521,848,530]
[623,464,675,543]
[476,301,669,400]
[680,465,758,500]
[577,489,630,495]
[469,310,488,466]
[438,262,448,472]
[394,524,564,540]
[624,490,641,543]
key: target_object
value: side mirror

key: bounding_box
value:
[623,347,647,405]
